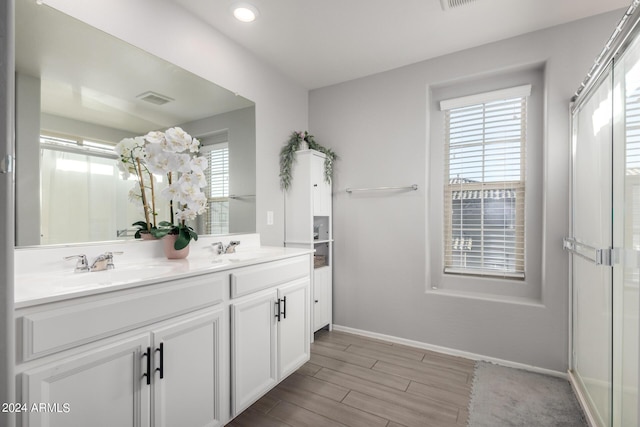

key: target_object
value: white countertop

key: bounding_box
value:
[14,235,312,308]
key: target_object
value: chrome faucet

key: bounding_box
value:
[64,254,89,273]
[90,252,123,271]
[211,241,241,255]
[64,252,123,273]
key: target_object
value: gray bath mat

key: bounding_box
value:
[467,361,587,427]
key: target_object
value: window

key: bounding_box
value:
[440,85,530,279]
[203,142,229,234]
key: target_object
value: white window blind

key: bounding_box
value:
[442,86,529,279]
[202,142,229,234]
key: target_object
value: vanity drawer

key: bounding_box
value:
[20,273,227,361]
[230,256,310,298]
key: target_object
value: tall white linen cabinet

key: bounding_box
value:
[284,149,333,333]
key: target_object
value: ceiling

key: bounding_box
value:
[172,0,631,89]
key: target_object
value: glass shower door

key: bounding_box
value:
[571,65,613,427]
[612,33,640,427]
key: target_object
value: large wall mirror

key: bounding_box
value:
[15,0,256,247]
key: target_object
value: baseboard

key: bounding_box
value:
[332,324,567,379]
[567,370,602,427]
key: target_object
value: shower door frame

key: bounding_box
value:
[568,5,640,425]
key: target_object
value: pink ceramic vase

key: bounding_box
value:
[163,234,189,259]
[139,231,156,241]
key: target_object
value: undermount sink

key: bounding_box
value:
[17,265,178,290]
[211,249,279,263]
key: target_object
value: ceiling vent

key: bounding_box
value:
[440,0,478,11]
[136,91,174,106]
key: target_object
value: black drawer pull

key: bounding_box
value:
[282,296,287,319]
[142,347,151,385]
[155,343,164,379]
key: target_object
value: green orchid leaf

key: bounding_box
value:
[174,228,191,250]
[151,228,170,238]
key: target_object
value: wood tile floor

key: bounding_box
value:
[227,330,476,427]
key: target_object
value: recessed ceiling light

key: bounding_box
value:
[232,3,259,23]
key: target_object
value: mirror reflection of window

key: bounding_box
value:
[201,141,229,235]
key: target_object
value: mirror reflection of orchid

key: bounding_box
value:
[115,127,208,249]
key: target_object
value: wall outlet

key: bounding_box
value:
[267,211,274,225]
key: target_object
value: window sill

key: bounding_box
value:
[424,286,544,307]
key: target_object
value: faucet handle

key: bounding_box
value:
[64,254,89,272]
[104,251,123,269]
[211,242,224,255]
[226,241,240,254]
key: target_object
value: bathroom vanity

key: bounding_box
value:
[13,235,311,427]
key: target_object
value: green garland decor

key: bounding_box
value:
[279,131,337,190]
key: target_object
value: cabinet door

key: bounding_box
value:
[312,154,331,216]
[277,278,311,379]
[21,334,151,427]
[313,267,332,332]
[231,290,277,416]
[152,308,226,427]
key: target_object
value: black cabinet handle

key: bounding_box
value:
[282,296,287,319]
[275,299,281,322]
[142,346,151,385]
[155,343,164,379]
[313,184,318,187]
[314,299,319,303]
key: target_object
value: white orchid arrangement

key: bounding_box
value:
[115,127,208,249]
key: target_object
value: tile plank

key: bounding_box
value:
[280,372,350,402]
[268,400,348,427]
[314,368,459,417]
[346,343,425,362]
[268,387,389,427]
[252,393,281,414]
[406,380,471,408]
[311,339,350,351]
[373,361,472,395]
[296,362,323,377]
[456,408,469,426]
[310,353,410,391]
[316,329,394,348]
[422,351,476,373]
[342,391,459,427]
[227,407,292,427]
[311,343,378,368]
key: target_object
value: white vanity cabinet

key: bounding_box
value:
[21,333,152,427]
[229,257,311,416]
[16,273,229,427]
[14,248,312,427]
[151,308,225,427]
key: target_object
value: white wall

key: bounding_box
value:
[42,0,308,246]
[309,10,623,372]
